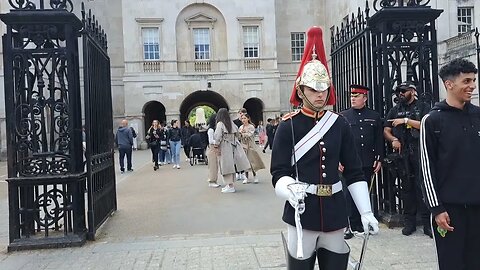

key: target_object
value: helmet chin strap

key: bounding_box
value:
[299,88,330,112]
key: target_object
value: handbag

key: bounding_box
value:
[160,140,168,150]
[149,140,158,147]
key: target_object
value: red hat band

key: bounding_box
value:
[351,88,368,95]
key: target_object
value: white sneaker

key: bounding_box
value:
[242,179,249,184]
[253,176,259,184]
[173,165,177,169]
[176,165,181,169]
[240,173,247,181]
[208,183,221,188]
[221,185,235,193]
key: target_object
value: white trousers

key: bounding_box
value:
[287,225,349,258]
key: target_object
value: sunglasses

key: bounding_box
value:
[398,88,411,94]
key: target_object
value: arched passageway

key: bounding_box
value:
[143,101,166,132]
[179,90,229,124]
[243,98,264,126]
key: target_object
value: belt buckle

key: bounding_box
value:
[316,184,332,196]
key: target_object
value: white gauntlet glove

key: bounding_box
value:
[348,181,379,234]
[275,176,306,213]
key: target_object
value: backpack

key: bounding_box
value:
[130,127,137,138]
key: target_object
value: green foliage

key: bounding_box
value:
[188,105,216,125]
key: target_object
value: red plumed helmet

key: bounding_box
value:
[290,26,336,107]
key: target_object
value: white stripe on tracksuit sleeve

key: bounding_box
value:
[420,114,440,208]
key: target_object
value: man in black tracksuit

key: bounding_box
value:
[420,58,480,270]
[384,81,431,237]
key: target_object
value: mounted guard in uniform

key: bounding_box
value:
[270,26,379,270]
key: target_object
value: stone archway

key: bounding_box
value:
[143,101,166,133]
[243,98,264,126]
[179,90,229,124]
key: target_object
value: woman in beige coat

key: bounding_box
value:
[214,108,250,193]
[206,113,220,188]
[239,113,265,184]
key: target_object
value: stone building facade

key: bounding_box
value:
[0,0,478,154]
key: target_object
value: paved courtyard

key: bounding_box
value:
[0,149,438,269]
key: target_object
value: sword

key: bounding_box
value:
[348,230,370,270]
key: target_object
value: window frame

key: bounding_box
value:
[291,32,305,62]
[242,25,260,58]
[193,28,211,60]
[135,18,164,61]
[141,27,160,61]
[185,13,217,61]
[457,7,474,35]
[237,17,263,59]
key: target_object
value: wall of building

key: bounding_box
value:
[120,0,281,139]
[0,0,479,157]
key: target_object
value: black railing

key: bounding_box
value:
[331,1,442,227]
[7,0,74,11]
[475,28,480,90]
[331,3,373,112]
[81,3,117,240]
[1,1,116,250]
[373,0,431,10]
[1,3,86,250]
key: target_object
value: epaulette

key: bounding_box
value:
[282,110,300,121]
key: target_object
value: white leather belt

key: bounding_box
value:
[304,181,342,197]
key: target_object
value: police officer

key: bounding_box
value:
[383,81,432,237]
[271,26,379,270]
[340,85,383,235]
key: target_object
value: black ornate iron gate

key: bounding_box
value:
[81,4,117,240]
[331,0,442,227]
[1,0,116,250]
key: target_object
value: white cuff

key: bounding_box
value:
[347,181,372,215]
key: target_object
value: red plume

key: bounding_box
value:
[289,26,336,107]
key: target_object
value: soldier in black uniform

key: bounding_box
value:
[340,85,383,235]
[384,81,432,237]
[271,26,379,270]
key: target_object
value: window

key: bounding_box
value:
[458,7,474,34]
[193,28,210,60]
[243,26,259,58]
[291,32,305,61]
[142,28,160,60]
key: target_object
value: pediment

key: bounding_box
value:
[185,13,217,28]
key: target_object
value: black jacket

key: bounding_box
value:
[181,126,195,145]
[233,118,242,128]
[385,99,430,148]
[341,106,383,167]
[420,100,480,216]
[146,127,162,145]
[168,127,182,142]
[271,108,365,232]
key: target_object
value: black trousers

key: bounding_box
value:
[347,166,373,229]
[263,136,273,150]
[402,147,429,227]
[183,144,191,159]
[433,204,480,270]
[151,145,159,166]
[118,146,132,171]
